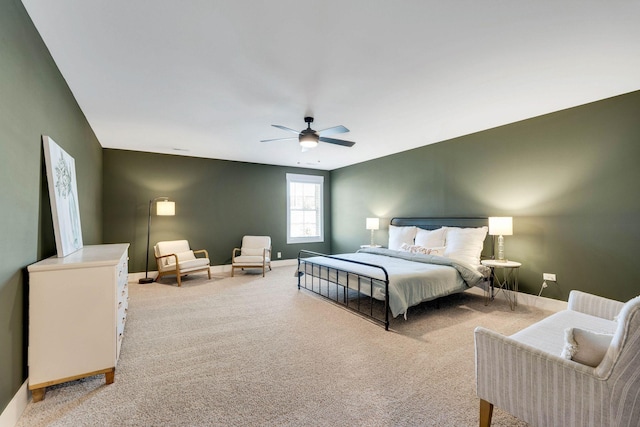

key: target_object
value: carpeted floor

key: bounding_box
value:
[16,266,549,426]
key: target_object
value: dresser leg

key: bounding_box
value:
[105,368,115,384]
[32,387,46,402]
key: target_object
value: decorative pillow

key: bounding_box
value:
[399,243,423,254]
[427,246,446,256]
[415,227,447,248]
[388,225,417,250]
[560,327,613,367]
[443,226,488,266]
[399,243,446,256]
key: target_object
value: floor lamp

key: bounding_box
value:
[139,197,175,284]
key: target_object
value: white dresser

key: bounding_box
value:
[27,243,129,402]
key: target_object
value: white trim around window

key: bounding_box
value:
[286,173,324,244]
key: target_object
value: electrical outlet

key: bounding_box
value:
[543,273,556,281]
[277,252,282,259]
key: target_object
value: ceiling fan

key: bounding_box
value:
[261,117,356,149]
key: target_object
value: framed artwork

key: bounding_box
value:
[43,135,83,257]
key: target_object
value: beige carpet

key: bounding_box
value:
[17,266,550,426]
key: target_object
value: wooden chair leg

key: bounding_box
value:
[479,399,493,427]
[176,266,182,286]
[207,267,211,279]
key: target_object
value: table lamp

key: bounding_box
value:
[488,216,513,261]
[366,217,380,247]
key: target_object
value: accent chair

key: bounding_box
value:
[231,235,272,277]
[474,290,640,427]
[154,240,211,286]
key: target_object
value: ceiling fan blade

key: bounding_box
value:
[260,137,298,143]
[319,136,356,147]
[318,125,349,136]
[272,124,301,135]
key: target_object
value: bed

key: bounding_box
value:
[297,217,492,330]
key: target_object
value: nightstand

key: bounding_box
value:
[481,259,521,310]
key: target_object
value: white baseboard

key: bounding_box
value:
[128,259,298,282]
[0,380,29,427]
[467,286,567,312]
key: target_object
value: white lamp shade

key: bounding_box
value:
[156,200,175,216]
[488,217,512,236]
[366,217,380,230]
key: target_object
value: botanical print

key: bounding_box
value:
[43,135,83,257]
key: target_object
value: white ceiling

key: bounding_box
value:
[22,1,640,170]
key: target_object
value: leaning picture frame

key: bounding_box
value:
[43,135,83,257]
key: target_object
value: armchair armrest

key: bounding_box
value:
[232,247,241,261]
[156,253,179,264]
[193,249,209,259]
[567,290,624,320]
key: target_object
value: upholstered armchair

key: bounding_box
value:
[474,290,640,427]
[231,236,271,277]
[154,240,211,286]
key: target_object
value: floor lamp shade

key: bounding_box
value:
[139,197,175,284]
[156,200,175,216]
[488,217,513,261]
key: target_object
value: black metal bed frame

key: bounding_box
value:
[297,250,390,330]
[297,217,491,331]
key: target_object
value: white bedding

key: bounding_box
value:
[300,248,485,318]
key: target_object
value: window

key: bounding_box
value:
[286,173,324,244]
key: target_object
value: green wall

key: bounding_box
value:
[331,91,640,302]
[0,0,103,414]
[102,150,331,273]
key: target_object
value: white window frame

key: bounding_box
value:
[286,173,324,244]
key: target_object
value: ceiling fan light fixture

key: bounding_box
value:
[263,116,354,149]
[299,133,319,148]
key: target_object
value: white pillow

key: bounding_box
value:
[560,327,613,367]
[415,227,447,248]
[443,226,488,266]
[388,225,417,250]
